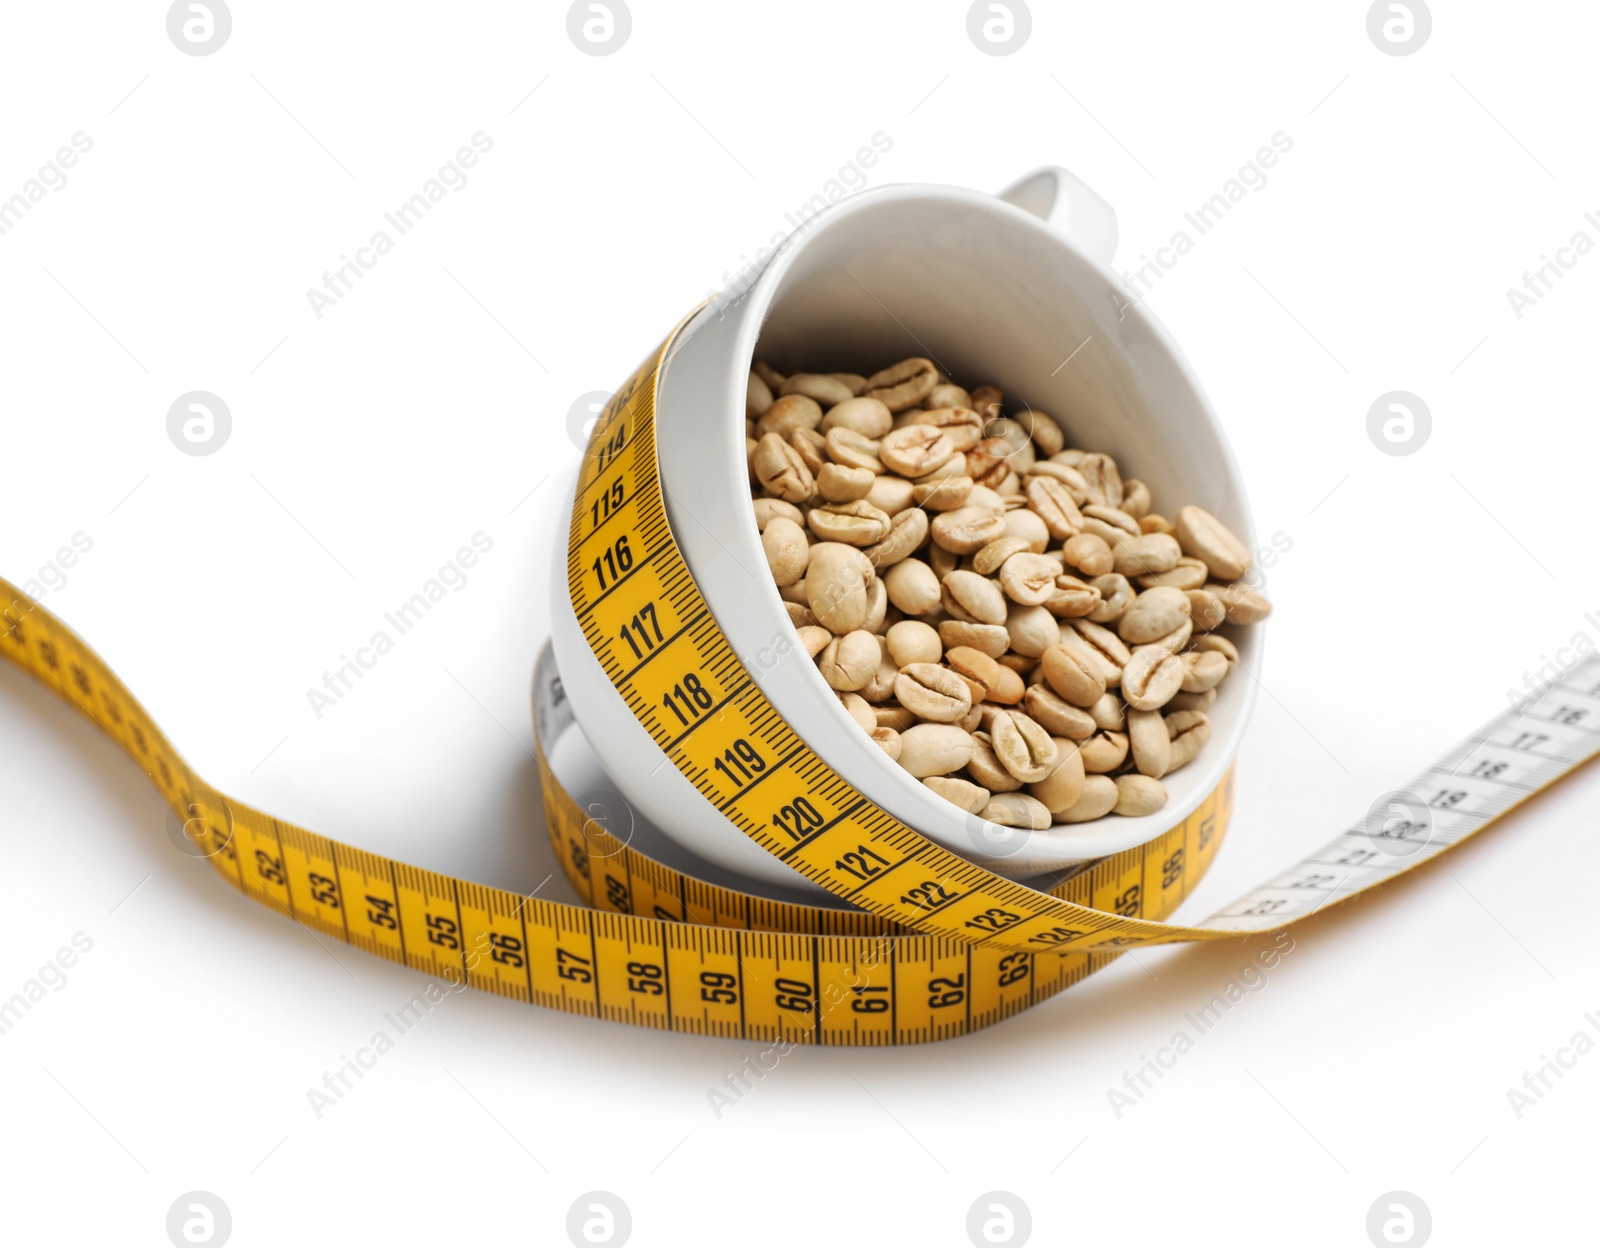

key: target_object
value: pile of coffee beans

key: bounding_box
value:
[747,356,1269,830]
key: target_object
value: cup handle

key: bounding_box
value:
[997,167,1119,268]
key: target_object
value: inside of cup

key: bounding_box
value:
[751,190,1250,540]
[745,187,1261,842]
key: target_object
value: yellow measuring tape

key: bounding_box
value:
[5,323,1597,1044]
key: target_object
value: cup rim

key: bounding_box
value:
[673,178,1260,870]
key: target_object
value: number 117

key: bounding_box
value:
[619,602,663,659]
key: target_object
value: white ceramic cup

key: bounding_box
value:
[548,167,1261,893]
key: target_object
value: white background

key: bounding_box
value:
[2,1,1597,1244]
